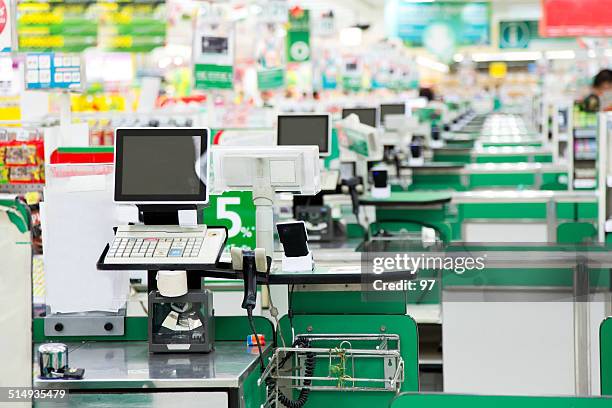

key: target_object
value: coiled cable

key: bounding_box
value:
[266,337,315,408]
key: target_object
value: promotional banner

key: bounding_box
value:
[256,1,287,91]
[97,0,166,52]
[17,0,97,52]
[18,0,165,52]
[193,3,234,90]
[385,0,490,48]
[25,52,82,90]
[541,0,612,37]
[341,56,363,92]
[202,191,256,250]
[286,7,310,63]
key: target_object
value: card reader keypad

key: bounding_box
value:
[108,237,204,258]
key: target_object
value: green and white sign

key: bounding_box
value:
[499,20,574,49]
[203,191,256,250]
[340,127,370,158]
[194,64,233,89]
[257,67,284,90]
[193,3,234,90]
[499,21,533,49]
[342,75,362,92]
[287,9,310,63]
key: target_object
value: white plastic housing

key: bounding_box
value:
[210,145,321,196]
[336,114,383,162]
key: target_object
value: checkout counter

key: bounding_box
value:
[20,109,612,407]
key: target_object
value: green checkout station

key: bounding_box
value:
[3,105,612,408]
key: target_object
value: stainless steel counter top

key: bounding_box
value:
[452,190,597,204]
[473,146,551,156]
[34,341,267,390]
[463,162,566,174]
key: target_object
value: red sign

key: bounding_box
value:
[0,0,7,35]
[540,0,612,37]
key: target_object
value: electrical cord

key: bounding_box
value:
[265,337,315,408]
[267,282,286,348]
[247,307,266,371]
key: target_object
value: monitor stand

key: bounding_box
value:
[138,204,199,226]
[138,204,205,291]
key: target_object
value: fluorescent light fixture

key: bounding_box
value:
[416,56,449,73]
[471,51,542,62]
[340,27,362,47]
[453,53,464,63]
[545,50,575,60]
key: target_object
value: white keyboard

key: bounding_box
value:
[105,225,227,265]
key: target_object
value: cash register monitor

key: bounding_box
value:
[342,108,377,128]
[380,103,406,124]
[277,114,331,157]
[106,127,226,266]
[114,127,209,204]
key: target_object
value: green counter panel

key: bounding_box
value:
[602,317,612,395]
[469,173,535,188]
[474,154,553,164]
[460,202,547,219]
[433,152,472,164]
[409,174,465,191]
[290,290,407,315]
[408,171,567,191]
[391,393,612,408]
[33,316,275,343]
[278,314,419,407]
[460,202,597,221]
[480,141,543,147]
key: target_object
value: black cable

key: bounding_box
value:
[265,337,315,408]
[246,308,265,372]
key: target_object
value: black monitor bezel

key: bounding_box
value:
[277,114,331,157]
[114,127,209,204]
[341,107,378,128]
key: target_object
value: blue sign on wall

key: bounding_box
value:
[25,53,82,90]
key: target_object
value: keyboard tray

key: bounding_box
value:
[97,226,228,271]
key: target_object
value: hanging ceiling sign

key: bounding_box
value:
[541,0,612,37]
[193,3,234,90]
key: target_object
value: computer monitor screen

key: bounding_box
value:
[114,128,209,203]
[380,104,406,124]
[342,108,377,128]
[277,114,331,157]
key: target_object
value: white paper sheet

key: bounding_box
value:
[42,174,130,313]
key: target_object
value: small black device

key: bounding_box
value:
[277,221,310,257]
[410,141,423,159]
[431,126,441,141]
[372,169,388,188]
[296,205,334,242]
[341,177,362,218]
[380,103,406,125]
[342,108,377,128]
[201,36,229,55]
